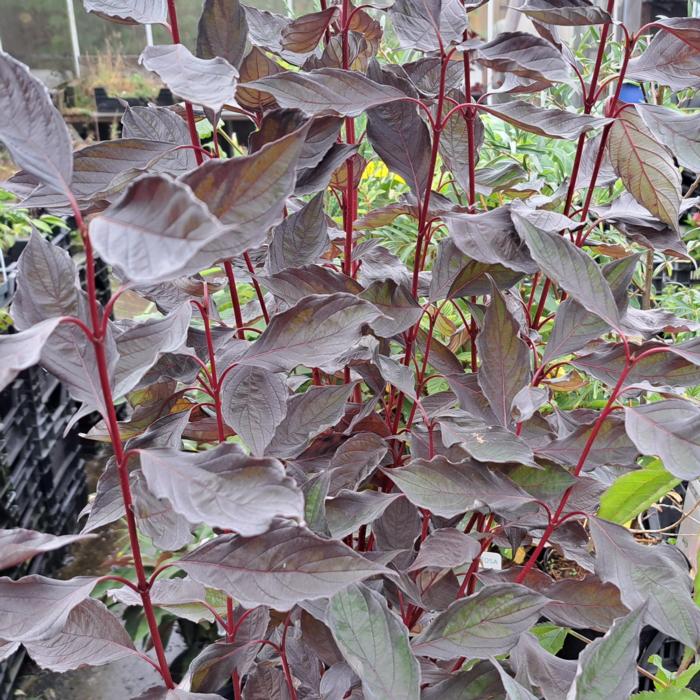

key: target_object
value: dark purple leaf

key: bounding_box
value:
[24,599,138,672]
[475,32,570,83]
[421,661,503,700]
[266,193,329,274]
[0,575,97,642]
[590,517,700,648]
[139,444,303,535]
[325,490,401,539]
[0,529,94,570]
[328,432,389,494]
[516,214,620,326]
[518,0,611,25]
[220,366,288,457]
[447,207,537,274]
[567,604,646,700]
[140,44,238,112]
[384,456,537,518]
[82,0,167,24]
[237,48,283,110]
[237,294,380,372]
[245,68,406,117]
[366,61,432,196]
[409,528,481,571]
[483,100,609,139]
[490,661,538,700]
[476,279,532,427]
[328,583,420,700]
[624,399,700,480]
[182,126,308,231]
[178,526,388,610]
[0,51,72,194]
[389,0,467,52]
[636,104,700,174]
[261,265,363,305]
[359,280,422,338]
[412,583,547,659]
[133,688,223,700]
[439,109,484,195]
[266,382,359,459]
[197,0,248,70]
[607,106,682,230]
[511,632,576,700]
[90,174,225,283]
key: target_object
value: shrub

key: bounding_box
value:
[1,0,700,697]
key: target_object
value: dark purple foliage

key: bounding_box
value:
[1,0,699,697]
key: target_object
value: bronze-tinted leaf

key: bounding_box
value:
[82,0,167,24]
[197,0,248,70]
[267,193,329,273]
[281,7,338,55]
[482,100,610,139]
[389,0,467,52]
[476,280,531,427]
[412,583,547,659]
[90,175,225,283]
[140,44,238,112]
[475,32,570,83]
[183,126,307,231]
[439,108,484,195]
[607,107,681,231]
[359,279,422,338]
[511,633,576,700]
[238,294,381,372]
[0,529,94,570]
[236,47,283,110]
[245,68,406,117]
[139,444,303,535]
[0,51,73,194]
[408,528,481,572]
[328,583,421,700]
[325,491,401,540]
[518,0,611,26]
[24,599,138,672]
[178,526,388,610]
[220,365,288,457]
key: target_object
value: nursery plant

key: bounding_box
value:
[2,0,700,697]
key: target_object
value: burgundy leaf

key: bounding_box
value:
[0,576,97,642]
[421,661,503,699]
[475,32,570,83]
[90,174,225,283]
[590,517,700,648]
[0,51,73,194]
[182,126,308,231]
[24,599,138,672]
[408,528,481,572]
[482,100,610,139]
[237,294,381,373]
[237,47,283,110]
[439,108,484,195]
[220,366,288,457]
[511,633,576,700]
[266,382,359,459]
[245,68,406,117]
[567,604,646,700]
[389,0,467,52]
[261,265,363,306]
[607,106,682,231]
[139,444,303,535]
[325,490,401,539]
[133,688,223,700]
[0,529,94,570]
[518,0,612,25]
[197,0,249,70]
[624,399,700,480]
[636,104,700,174]
[266,192,329,274]
[82,0,168,24]
[385,456,537,518]
[476,279,532,427]
[140,44,238,112]
[178,525,388,610]
[412,583,547,659]
[359,280,423,338]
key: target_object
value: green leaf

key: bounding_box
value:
[598,458,680,524]
[328,583,420,700]
[531,622,568,655]
[634,690,700,699]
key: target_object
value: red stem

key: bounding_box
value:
[223,260,246,340]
